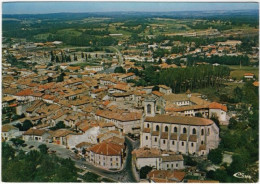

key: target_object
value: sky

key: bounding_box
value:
[2,1,259,14]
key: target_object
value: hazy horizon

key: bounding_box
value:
[3,2,259,15]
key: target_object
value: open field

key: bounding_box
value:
[228,65,259,80]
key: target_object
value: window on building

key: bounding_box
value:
[201,129,204,135]
[191,143,194,147]
[192,128,196,134]
[110,158,112,161]
[176,164,178,167]
[165,126,168,132]
[163,140,166,144]
[174,127,177,133]
[111,163,112,166]
[201,141,204,145]
[172,141,175,145]
[116,158,118,161]
[183,127,187,134]
[156,125,160,131]
[116,163,118,166]
[171,164,174,167]
[147,104,151,114]
[182,142,184,146]
[147,123,150,128]
[146,136,148,140]
[208,128,210,135]
[155,138,157,142]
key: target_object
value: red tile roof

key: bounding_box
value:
[89,142,123,156]
[15,89,34,96]
[152,91,164,97]
[253,81,259,87]
[209,102,227,112]
[148,170,186,182]
[244,73,254,76]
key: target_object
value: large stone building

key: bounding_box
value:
[140,100,219,156]
[132,147,185,170]
[88,142,124,170]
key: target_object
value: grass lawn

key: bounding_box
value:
[227,65,259,80]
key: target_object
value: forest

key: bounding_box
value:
[2,143,79,182]
[128,65,230,93]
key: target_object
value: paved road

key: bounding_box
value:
[100,46,124,74]
[109,46,124,66]
[9,137,140,182]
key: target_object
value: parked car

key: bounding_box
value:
[22,144,27,147]
[28,145,34,149]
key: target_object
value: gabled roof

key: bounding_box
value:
[23,128,47,136]
[145,115,214,126]
[209,102,227,112]
[132,147,161,158]
[15,89,34,96]
[50,129,74,137]
[161,155,184,162]
[244,73,254,76]
[147,170,186,182]
[2,124,18,132]
[152,91,164,97]
[89,142,123,156]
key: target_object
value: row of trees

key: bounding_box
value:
[130,65,230,93]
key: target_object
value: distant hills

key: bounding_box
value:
[3,9,259,20]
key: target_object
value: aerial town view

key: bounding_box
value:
[1,1,259,183]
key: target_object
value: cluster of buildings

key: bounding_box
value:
[2,36,235,182]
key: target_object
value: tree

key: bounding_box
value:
[74,54,77,61]
[38,144,48,154]
[10,138,25,147]
[152,85,159,91]
[208,148,223,165]
[233,87,243,102]
[22,120,33,131]
[158,57,162,64]
[50,121,66,130]
[82,172,99,182]
[114,66,126,73]
[55,56,60,63]
[228,117,238,129]
[50,51,55,62]
[57,73,65,82]
[2,145,79,182]
[140,166,153,179]
[183,155,197,166]
[227,154,250,175]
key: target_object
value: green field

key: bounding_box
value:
[228,65,259,80]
